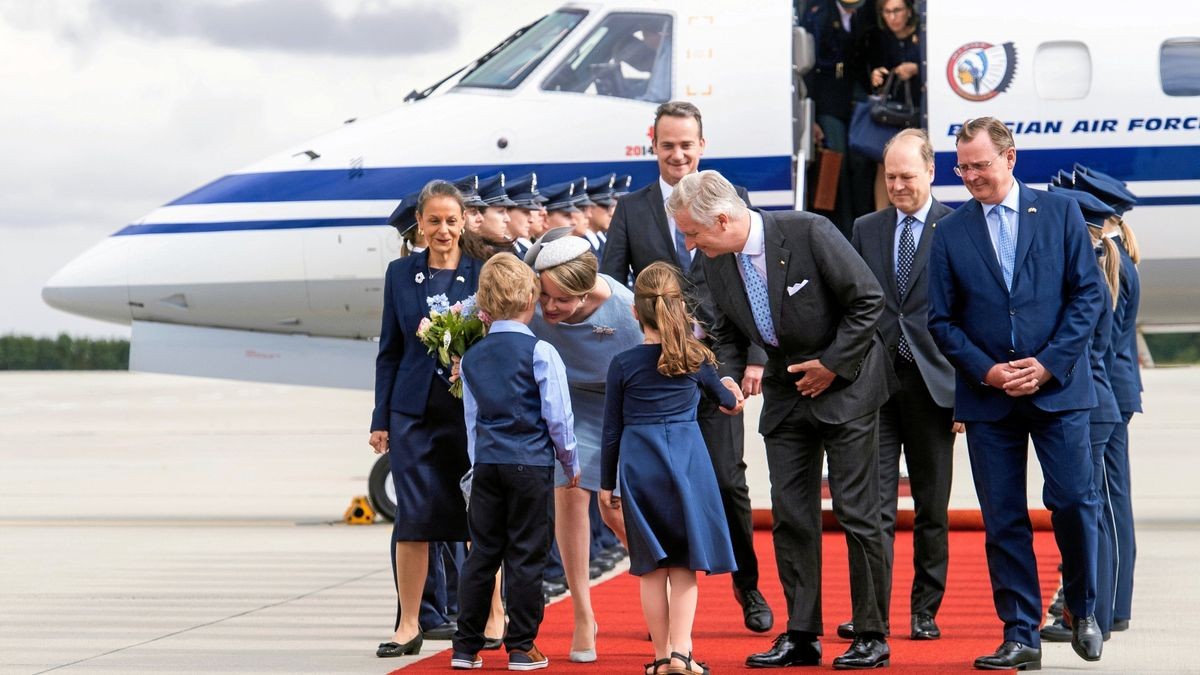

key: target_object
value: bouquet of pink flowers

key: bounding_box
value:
[416,293,488,398]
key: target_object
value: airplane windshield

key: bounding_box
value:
[457,10,588,90]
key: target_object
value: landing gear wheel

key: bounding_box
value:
[367,454,397,522]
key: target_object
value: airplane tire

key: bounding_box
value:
[367,454,397,522]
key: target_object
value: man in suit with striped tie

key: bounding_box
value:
[927,117,1105,670]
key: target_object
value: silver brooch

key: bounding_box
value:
[414,272,425,283]
[1028,207,1038,214]
[592,325,615,335]
[456,275,465,283]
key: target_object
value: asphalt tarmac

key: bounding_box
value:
[1,369,1197,673]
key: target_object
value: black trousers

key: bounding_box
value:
[698,394,759,592]
[764,401,888,635]
[878,359,954,620]
[453,463,553,655]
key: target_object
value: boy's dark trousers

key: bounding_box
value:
[454,463,554,655]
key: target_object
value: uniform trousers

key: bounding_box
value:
[1105,413,1136,621]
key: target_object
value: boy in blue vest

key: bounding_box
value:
[451,253,580,671]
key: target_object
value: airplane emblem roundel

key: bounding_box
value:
[947,41,1018,101]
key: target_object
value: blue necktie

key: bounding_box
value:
[896,215,916,361]
[738,253,778,347]
[674,225,691,273]
[996,205,1015,291]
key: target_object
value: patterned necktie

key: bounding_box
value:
[996,205,1015,291]
[896,215,916,362]
[674,225,691,273]
[738,252,778,347]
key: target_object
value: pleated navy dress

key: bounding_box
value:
[600,344,738,576]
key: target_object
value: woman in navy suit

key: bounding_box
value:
[370,180,483,657]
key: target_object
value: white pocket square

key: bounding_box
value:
[787,280,809,296]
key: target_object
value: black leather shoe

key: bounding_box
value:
[1047,585,1065,620]
[422,621,458,641]
[746,633,821,668]
[832,636,889,669]
[591,555,616,572]
[837,621,856,639]
[1111,619,1130,632]
[377,633,423,657]
[910,613,940,640]
[588,563,604,579]
[542,578,567,597]
[1071,614,1103,661]
[734,587,775,633]
[1039,617,1071,642]
[973,641,1041,670]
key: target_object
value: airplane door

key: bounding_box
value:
[302,227,387,321]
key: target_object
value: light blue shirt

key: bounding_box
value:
[893,196,934,274]
[461,320,579,477]
[983,180,1021,262]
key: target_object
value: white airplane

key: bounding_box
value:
[42,0,1200,512]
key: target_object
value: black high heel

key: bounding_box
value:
[376,633,423,657]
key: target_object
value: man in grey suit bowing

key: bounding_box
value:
[669,170,895,670]
[601,101,773,634]
[848,129,960,643]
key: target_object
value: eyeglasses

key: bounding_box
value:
[881,7,908,16]
[953,150,1006,177]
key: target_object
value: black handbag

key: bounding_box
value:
[869,73,919,128]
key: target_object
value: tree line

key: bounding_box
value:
[0,334,129,370]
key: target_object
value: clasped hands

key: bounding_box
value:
[985,357,1050,397]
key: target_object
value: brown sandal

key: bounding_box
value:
[666,651,710,675]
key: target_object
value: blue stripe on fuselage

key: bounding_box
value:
[168,156,794,206]
[113,218,387,236]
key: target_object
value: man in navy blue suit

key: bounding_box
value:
[927,117,1105,670]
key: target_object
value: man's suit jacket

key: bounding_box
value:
[927,182,1103,422]
[851,200,956,409]
[706,209,895,433]
[601,179,766,370]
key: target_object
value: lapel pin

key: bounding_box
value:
[931,221,937,228]
[779,260,785,266]
[456,275,465,283]
[1028,207,1037,213]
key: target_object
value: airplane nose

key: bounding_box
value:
[42,237,132,325]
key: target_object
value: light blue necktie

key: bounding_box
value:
[674,225,691,273]
[996,205,1016,291]
[738,252,778,347]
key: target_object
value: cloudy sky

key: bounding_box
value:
[0,0,559,338]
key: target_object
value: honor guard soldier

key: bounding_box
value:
[540,180,584,232]
[584,173,618,260]
[506,173,543,258]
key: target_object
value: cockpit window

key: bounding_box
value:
[541,13,673,103]
[457,10,587,90]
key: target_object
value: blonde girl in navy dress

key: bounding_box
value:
[599,262,745,675]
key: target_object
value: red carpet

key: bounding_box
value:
[394,530,1061,673]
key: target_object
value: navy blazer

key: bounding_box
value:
[927,182,1104,422]
[370,250,482,431]
[1109,239,1143,414]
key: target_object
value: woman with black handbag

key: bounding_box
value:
[864,0,922,208]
